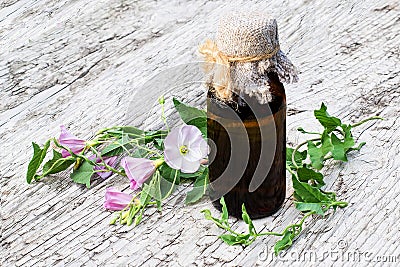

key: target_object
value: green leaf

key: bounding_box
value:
[140,184,152,206]
[144,130,168,144]
[154,173,162,211]
[185,168,209,204]
[307,131,333,170]
[331,133,347,161]
[314,103,342,132]
[307,141,324,170]
[141,178,157,198]
[295,202,326,216]
[71,160,93,188]
[321,131,334,155]
[131,148,148,158]
[286,148,307,169]
[219,234,250,246]
[173,98,207,122]
[293,191,304,203]
[101,134,132,157]
[322,190,337,201]
[331,124,355,161]
[103,126,144,139]
[173,98,207,136]
[136,183,153,226]
[297,166,325,188]
[219,234,240,245]
[220,197,229,223]
[119,126,144,136]
[27,140,51,184]
[180,166,206,179]
[159,163,181,185]
[274,230,294,255]
[149,168,177,201]
[153,138,164,150]
[201,205,256,247]
[201,209,223,226]
[42,150,75,177]
[141,173,166,210]
[242,204,256,235]
[201,209,213,221]
[292,175,330,203]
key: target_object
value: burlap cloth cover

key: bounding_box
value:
[199,12,298,104]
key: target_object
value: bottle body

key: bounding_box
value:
[207,72,286,219]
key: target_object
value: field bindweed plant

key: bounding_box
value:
[26,98,381,253]
[202,103,382,254]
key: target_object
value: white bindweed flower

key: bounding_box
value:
[163,125,209,173]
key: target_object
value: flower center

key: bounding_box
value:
[179,145,189,155]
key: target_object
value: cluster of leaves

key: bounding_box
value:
[202,103,382,255]
[202,198,261,246]
[203,197,317,255]
[26,98,209,226]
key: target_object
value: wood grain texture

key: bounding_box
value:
[1,0,399,266]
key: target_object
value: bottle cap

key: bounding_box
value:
[199,12,298,103]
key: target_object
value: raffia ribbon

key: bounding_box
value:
[198,39,280,101]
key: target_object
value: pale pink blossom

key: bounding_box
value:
[163,125,208,173]
[121,157,163,190]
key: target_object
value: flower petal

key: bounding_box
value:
[180,158,201,173]
[199,139,210,158]
[104,187,133,211]
[163,126,183,149]
[180,125,203,146]
[164,126,186,169]
[94,156,118,179]
[120,157,156,190]
[185,136,208,162]
[164,145,183,170]
[58,125,86,157]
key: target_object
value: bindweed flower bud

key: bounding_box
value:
[104,187,133,211]
[58,125,86,157]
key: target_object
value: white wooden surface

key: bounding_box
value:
[1,0,399,266]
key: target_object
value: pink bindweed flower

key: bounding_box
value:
[58,125,86,157]
[93,156,118,179]
[163,125,208,173]
[104,187,133,211]
[120,157,163,190]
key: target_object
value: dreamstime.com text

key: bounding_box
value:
[258,240,399,263]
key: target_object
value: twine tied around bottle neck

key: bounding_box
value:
[198,39,280,101]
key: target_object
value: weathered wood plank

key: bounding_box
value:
[1,0,399,266]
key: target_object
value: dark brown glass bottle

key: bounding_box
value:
[207,72,286,219]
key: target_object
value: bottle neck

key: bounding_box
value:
[207,72,286,121]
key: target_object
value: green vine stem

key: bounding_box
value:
[161,169,179,201]
[351,116,383,128]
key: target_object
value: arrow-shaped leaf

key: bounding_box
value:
[71,160,93,188]
[27,140,50,184]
